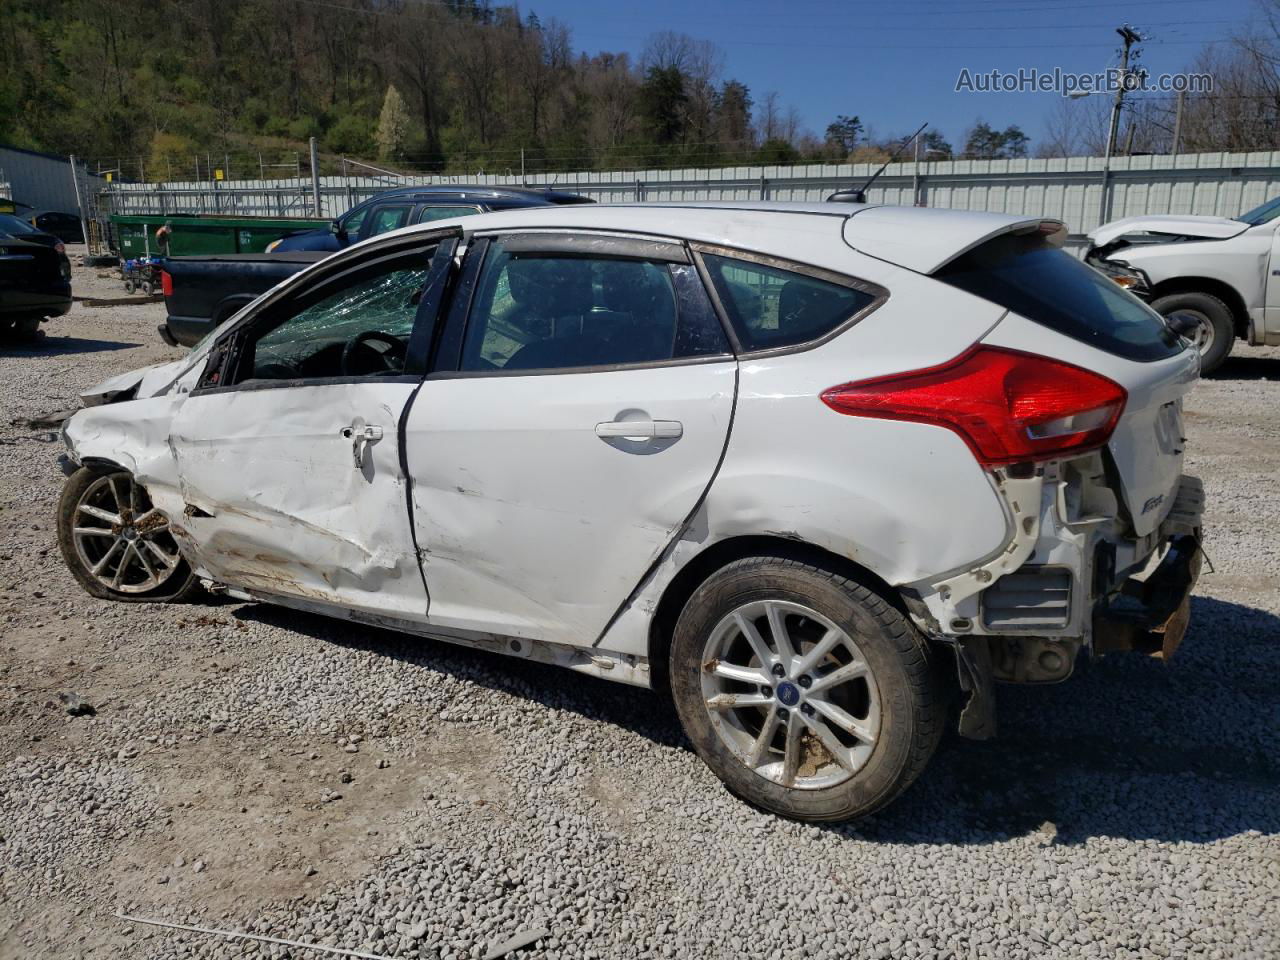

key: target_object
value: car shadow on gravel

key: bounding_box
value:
[234,594,1279,846]
[849,595,1280,846]
[1206,354,1280,380]
[231,601,689,750]
[0,334,142,356]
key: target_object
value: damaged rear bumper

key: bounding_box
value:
[1093,533,1202,660]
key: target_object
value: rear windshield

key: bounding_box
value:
[936,233,1184,362]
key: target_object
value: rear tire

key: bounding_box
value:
[124,279,136,294]
[669,556,944,822]
[1151,291,1234,374]
[56,465,201,603]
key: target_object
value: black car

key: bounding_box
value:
[0,213,66,253]
[27,211,85,244]
[1,236,72,340]
[267,185,592,253]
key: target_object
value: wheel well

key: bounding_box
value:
[213,295,255,326]
[1149,276,1249,339]
[646,535,906,694]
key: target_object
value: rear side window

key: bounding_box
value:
[936,233,1184,361]
[418,205,481,223]
[702,254,876,351]
[460,244,728,373]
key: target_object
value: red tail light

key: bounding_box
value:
[160,269,174,297]
[821,345,1127,467]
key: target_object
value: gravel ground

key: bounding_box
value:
[1,250,1278,960]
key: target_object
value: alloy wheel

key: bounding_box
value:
[71,474,183,594]
[699,599,882,790]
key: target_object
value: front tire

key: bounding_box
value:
[669,556,944,822]
[1151,291,1234,374]
[56,466,201,602]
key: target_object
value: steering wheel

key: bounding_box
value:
[341,330,406,376]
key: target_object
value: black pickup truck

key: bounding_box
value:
[159,251,326,347]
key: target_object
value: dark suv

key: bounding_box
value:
[267,185,593,253]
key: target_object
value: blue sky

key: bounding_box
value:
[523,0,1257,149]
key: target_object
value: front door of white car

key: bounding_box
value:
[168,231,460,621]
[404,233,738,646]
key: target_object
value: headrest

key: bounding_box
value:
[506,256,594,316]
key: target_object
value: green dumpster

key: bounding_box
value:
[110,213,330,259]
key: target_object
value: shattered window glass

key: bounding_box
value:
[244,263,429,381]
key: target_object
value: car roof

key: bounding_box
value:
[351,185,591,207]
[374,201,1060,275]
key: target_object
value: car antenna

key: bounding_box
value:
[827,121,928,204]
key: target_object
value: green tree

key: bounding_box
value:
[639,64,688,147]
[825,114,863,153]
[375,84,411,161]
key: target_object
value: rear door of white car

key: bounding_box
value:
[168,229,460,621]
[404,231,737,646]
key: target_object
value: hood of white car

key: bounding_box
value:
[80,359,189,407]
[1089,214,1249,247]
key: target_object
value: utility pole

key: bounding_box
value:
[1171,89,1185,156]
[309,136,322,217]
[68,154,91,256]
[1099,24,1144,226]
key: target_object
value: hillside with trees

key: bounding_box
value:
[0,0,890,178]
[4,0,1278,179]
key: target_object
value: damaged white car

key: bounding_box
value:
[1087,194,1280,372]
[57,203,1203,821]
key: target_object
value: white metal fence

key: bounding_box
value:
[100,151,1280,236]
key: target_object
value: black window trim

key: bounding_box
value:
[191,227,463,397]
[357,202,416,241]
[428,230,734,380]
[690,242,890,359]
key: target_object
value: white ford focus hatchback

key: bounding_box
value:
[57,203,1203,821]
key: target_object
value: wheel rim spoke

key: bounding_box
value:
[765,601,796,665]
[143,539,179,569]
[706,692,773,711]
[800,713,857,773]
[793,627,842,678]
[107,476,126,515]
[110,543,131,588]
[807,659,869,695]
[747,707,780,768]
[74,526,115,538]
[733,611,775,670]
[810,697,877,744]
[133,542,158,585]
[78,504,121,525]
[90,538,124,575]
[708,661,770,685]
[780,717,803,787]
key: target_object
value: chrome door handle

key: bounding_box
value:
[594,420,683,440]
[340,424,384,467]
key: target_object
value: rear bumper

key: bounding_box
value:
[0,286,72,319]
[164,314,213,347]
[1093,534,1201,659]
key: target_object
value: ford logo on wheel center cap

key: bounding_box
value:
[776,682,800,707]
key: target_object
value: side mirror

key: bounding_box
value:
[330,221,347,239]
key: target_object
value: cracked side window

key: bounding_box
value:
[233,252,433,383]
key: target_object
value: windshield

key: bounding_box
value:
[1237,196,1280,226]
[937,232,1184,362]
[0,213,38,235]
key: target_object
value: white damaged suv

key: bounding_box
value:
[56,203,1203,821]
